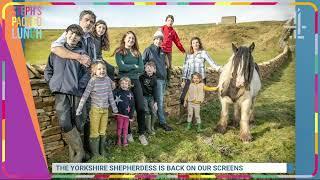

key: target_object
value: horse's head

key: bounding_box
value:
[231,42,255,88]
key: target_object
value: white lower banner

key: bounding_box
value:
[52,163,287,173]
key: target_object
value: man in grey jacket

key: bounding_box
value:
[142,30,173,131]
[45,24,86,163]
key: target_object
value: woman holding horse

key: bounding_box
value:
[178,37,221,123]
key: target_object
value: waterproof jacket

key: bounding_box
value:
[161,25,185,53]
[44,43,87,97]
[142,44,167,80]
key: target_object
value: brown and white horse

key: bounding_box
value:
[216,42,261,142]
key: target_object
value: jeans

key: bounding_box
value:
[131,79,146,135]
[155,79,166,124]
[54,93,84,133]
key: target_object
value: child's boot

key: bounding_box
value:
[150,116,156,135]
[145,115,152,134]
[99,135,107,156]
[186,122,192,130]
[197,123,203,133]
[89,137,100,157]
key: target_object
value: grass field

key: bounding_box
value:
[48,54,295,165]
[25,21,284,66]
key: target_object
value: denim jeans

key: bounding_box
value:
[155,79,166,124]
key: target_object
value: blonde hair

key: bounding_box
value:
[191,72,202,83]
[90,61,107,77]
[119,77,133,88]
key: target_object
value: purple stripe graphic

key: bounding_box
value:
[108,2,134,5]
[315,12,318,34]
[0,23,49,179]
[189,2,215,5]
[312,154,319,176]
[251,2,278,5]
[156,2,167,5]
[316,75,319,112]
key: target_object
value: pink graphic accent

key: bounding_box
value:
[217,174,251,179]
[189,2,215,5]
[312,154,319,176]
[251,2,278,5]
[156,2,167,5]
[178,174,189,179]
[51,2,75,5]
[135,174,157,179]
[126,105,131,113]
[315,12,318,34]
[94,174,110,179]
[109,2,134,5]
[316,75,319,112]
[2,100,5,118]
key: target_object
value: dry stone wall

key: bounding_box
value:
[28,46,290,159]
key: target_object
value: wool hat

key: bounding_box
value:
[153,30,164,40]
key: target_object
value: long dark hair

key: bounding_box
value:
[91,20,110,51]
[189,37,204,54]
[112,31,141,58]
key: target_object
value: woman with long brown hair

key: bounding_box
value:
[113,31,148,145]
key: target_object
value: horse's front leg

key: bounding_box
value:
[215,97,229,134]
[232,102,240,127]
[240,98,253,142]
[249,97,256,123]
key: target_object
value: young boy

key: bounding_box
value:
[142,30,173,131]
[139,61,158,135]
[44,24,87,163]
[161,15,186,84]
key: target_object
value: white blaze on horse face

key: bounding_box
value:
[236,55,245,87]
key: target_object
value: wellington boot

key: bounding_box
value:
[64,128,85,163]
[99,135,107,157]
[197,123,203,133]
[186,122,192,130]
[89,137,100,157]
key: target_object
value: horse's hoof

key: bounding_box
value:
[215,124,227,134]
[231,120,240,127]
[240,133,252,142]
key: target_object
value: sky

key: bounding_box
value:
[36,0,295,29]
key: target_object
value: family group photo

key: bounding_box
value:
[25,4,295,167]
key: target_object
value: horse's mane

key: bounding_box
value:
[231,46,255,89]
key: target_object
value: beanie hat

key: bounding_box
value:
[153,30,164,40]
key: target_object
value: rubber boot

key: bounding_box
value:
[68,145,74,161]
[177,104,187,124]
[64,128,85,163]
[150,116,156,135]
[197,123,203,133]
[186,122,192,130]
[145,115,152,134]
[89,137,100,157]
[99,135,107,157]
[80,134,91,161]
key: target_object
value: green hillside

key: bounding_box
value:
[25,21,284,66]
